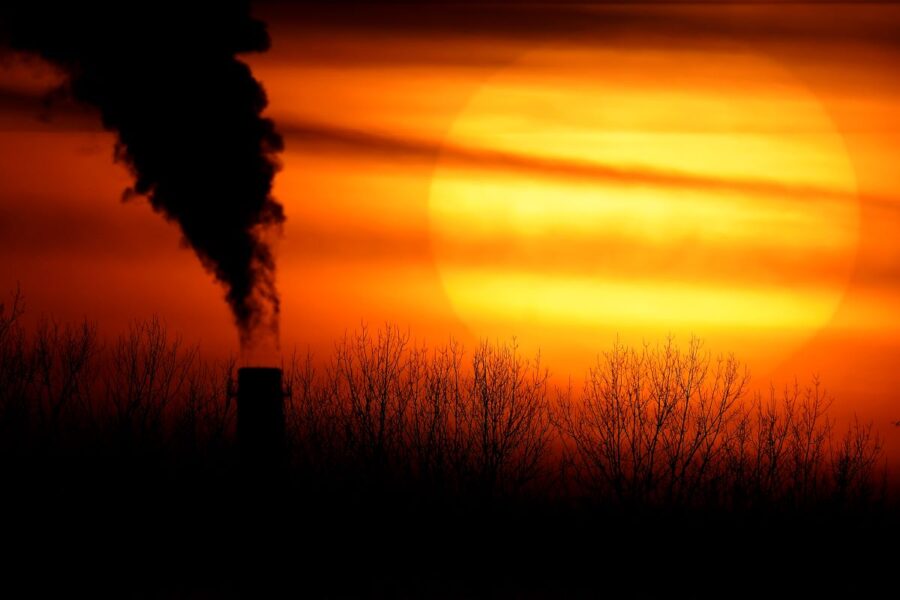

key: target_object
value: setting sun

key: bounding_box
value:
[430,46,859,371]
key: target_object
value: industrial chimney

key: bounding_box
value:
[237,367,286,468]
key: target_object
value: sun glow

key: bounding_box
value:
[429,46,860,371]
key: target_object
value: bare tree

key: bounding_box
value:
[406,339,471,496]
[106,317,197,446]
[466,339,553,499]
[557,337,749,507]
[0,286,30,436]
[831,416,883,506]
[787,379,833,504]
[331,324,415,479]
[31,317,99,436]
[284,349,343,477]
[175,355,237,457]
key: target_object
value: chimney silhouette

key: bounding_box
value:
[237,367,286,467]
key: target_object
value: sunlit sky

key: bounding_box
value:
[3,2,900,441]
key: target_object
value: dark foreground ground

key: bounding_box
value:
[1,316,897,597]
[3,450,898,599]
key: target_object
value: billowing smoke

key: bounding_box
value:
[0,1,285,350]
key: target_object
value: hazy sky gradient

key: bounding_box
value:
[3,2,900,446]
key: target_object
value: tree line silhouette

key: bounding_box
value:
[0,286,894,596]
[1,286,883,510]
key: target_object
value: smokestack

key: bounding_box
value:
[237,367,285,467]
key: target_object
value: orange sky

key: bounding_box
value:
[2,2,900,449]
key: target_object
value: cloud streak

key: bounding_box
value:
[283,220,863,289]
[261,1,900,63]
[283,119,896,213]
[3,56,893,215]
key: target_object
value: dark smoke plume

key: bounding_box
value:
[0,1,285,349]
